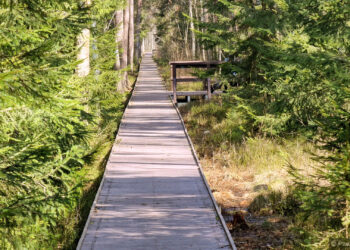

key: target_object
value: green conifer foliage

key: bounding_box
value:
[1,0,87,239]
[0,0,126,247]
[198,0,349,135]
[197,0,350,245]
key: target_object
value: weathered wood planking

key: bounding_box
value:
[77,53,234,250]
[168,91,223,96]
[169,61,221,68]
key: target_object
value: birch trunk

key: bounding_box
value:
[76,0,91,77]
[141,38,145,55]
[114,10,123,70]
[189,0,196,59]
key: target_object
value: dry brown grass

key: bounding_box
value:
[178,99,317,211]
[199,137,316,209]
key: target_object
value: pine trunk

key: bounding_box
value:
[122,2,129,69]
[135,0,143,62]
[200,0,206,60]
[121,3,130,90]
[128,0,134,72]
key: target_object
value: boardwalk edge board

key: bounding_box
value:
[170,98,237,250]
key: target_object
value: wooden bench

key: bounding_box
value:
[169,61,221,104]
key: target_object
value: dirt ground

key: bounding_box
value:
[202,161,294,249]
[228,214,293,249]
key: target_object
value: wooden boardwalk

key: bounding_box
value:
[78,53,235,250]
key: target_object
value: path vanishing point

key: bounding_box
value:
[78,53,236,250]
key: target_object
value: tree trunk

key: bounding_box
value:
[194,0,198,20]
[184,22,189,59]
[135,0,143,62]
[141,38,145,55]
[200,0,206,60]
[76,0,91,77]
[114,10,124,92]
[121,3,130,91]
[128,0,134,72]
[205,10,211,60]
[217,46,222,61]
[114,10,123,70]
[189,0,196,59]
[122,2,129,69]
[194,0,200,58]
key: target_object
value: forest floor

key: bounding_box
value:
[201,158,295,249]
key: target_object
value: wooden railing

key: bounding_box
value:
[169,61,221,104]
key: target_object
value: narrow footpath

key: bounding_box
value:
[78,53,235,250]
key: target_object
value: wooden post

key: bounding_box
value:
[206,63,211,100]
[172,65,177,104]
[207,77,212,100]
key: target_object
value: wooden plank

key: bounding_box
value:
[169,61,221,68]
[171,77,202,82]
[171,99,237,250]
[77,53,234,250]
[176,91,207,96]
[168,91,223,96]
[170,60,221,66]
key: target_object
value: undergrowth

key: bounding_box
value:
[179,98,328,248]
